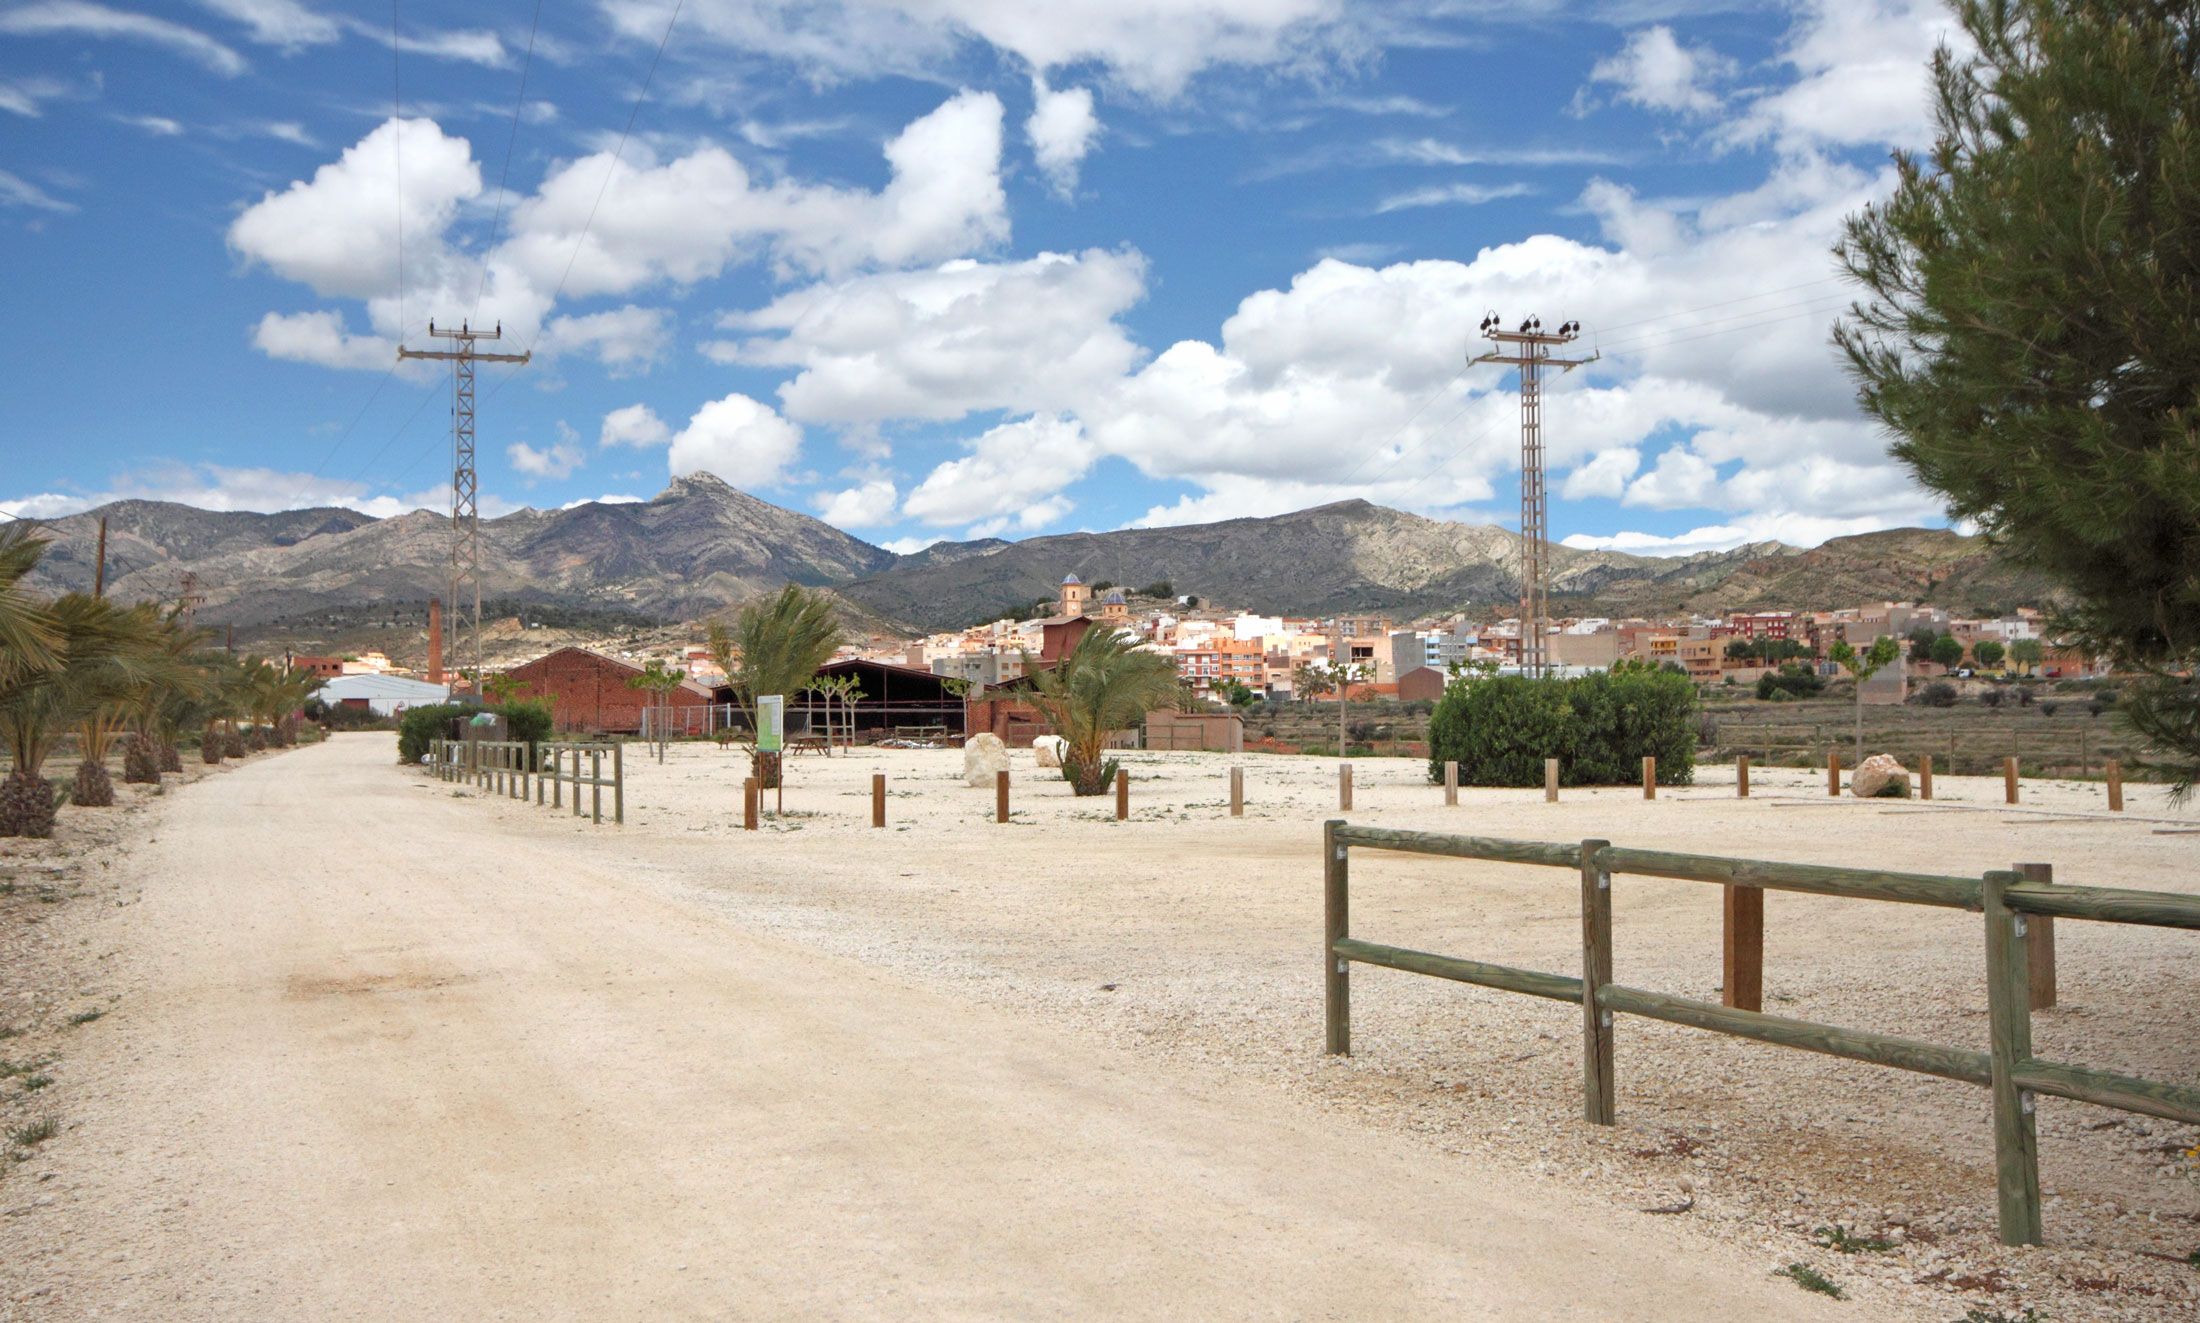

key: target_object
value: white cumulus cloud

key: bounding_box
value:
[599,402,671,448]
[1027,77,1099,197]
[814,477,899,528]
[667,393,804,486]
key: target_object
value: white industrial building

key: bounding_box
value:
[317,673,451,717]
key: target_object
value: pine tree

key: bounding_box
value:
[1836,0,2200,793]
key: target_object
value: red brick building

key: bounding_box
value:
[498,647,714,734]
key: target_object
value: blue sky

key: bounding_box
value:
[1,0,1966,556]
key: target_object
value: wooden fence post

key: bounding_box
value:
[535,745,545,805]
[1736,754,1750,799]
[1444,759,1459,806]
[590,748,602,825]
[1642,756,1656,800]
[1579,839,1615,1126]
[1723,885,1764,1012]
[553,748,564,809]
[2005,756,2020,805]
[1229,766,1243,817]
[1115,769,1129,821]
[612,742,624,825]
[2019,861,2055,1011]
[1828,751,1842,797]
[872,773,886,828]
[1982,870,2044,1246]
[1544,758,1559,803]
[742,777,758,831]
[2106,759,2123,812]
[1324,820,1349,1056]
[1339,763,1353,812]
[1919,753,1934,801]
[996,768,1010,824]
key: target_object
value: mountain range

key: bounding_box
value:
[18,472,2051,636]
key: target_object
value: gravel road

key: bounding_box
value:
[1,734,1852,1320]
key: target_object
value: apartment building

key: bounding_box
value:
[1175,637,1265,697]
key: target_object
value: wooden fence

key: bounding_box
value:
[427,738,623,826]
[1320,821,2200,1247]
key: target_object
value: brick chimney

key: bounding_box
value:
[427,596,445,685]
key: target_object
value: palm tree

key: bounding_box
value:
[1020,625,1184,796]
[0,524,61,685]
[67,601,170,807]
[0,594,163,836]
[707,585,842,789]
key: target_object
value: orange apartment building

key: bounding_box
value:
[1177,637,1265,697]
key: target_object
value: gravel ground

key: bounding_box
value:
[474,738,2200,1323]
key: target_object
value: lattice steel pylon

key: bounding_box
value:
[399,321,529,696]
[1472,313,1595,677]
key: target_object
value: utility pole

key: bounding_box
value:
[92,515,108,598]
[1473,313,1595,677]
[398,321,529,699]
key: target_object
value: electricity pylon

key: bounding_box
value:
[398,321,529,697]
[1473,313,1595,677]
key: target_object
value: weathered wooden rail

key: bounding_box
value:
[1321,821,2200,1246]
[426,738,623,826]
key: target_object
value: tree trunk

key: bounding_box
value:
[122,736,160,784]
[158,742,182,774]
[0,769,58,838]
[751,749,782,790]
[73,758,115,808]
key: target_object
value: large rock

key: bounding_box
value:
[963,733,1010,787]
[1032,735,1068,769]
[1850,753,1912,799]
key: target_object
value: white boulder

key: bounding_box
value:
[1850,753,1912,799]
[1032,735,1068,769]
[963,733,1010,787]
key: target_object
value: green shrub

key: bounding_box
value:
[1755,663,1825,700]
[499,698,554,752]
[1427,666,1697,788]
[1914,680,1959,707]
[396,703,471,764]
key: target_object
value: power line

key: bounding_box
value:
[471,0,546,324]
[392,0,405,341]
[483,0,685,408]
[1332,366,1467,489]
[1599,294,1853,355]
[1588,276,1846,336]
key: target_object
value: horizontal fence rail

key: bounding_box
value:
[1321,820,2200,1247]
[426,738,623,826]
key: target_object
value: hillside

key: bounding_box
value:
[836,501,1797,629]
[16,479,2040,641]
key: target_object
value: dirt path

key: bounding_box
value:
[2,735,1858,1320]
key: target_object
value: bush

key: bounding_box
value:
[1428,667,1697,788]
[397,703,472,764]
[1755,663,1826,701]
[498,698,554,752]
[1980,687,2006,708]
[1915,680,1959,708]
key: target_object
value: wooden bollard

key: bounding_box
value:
[1339,763,1352,811]
[1115,768,1129,821]
[1828,752,1842,797]
[1544,757,1558,803]
[2106,759,2123,812]
[1919,754,1933,801]
[1229,766,1244,817]
[996,768,1010,823]
[612,742,624,825]
[1444,760,1459,807]
[2018,861,2055,1010]
[742,776,758,831]
[1723,884,1764,1012]
[1642,756,1656,800]
[2005,756,2020,805]
[1736,754,1750,798]
[871,772,886,828]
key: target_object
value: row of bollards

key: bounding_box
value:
[735,764,1258,831]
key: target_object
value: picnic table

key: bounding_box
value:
[789,735,832,755]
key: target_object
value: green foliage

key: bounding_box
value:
[1774,1263,1843,1299]
[1427,667,1698,788]
[396,703,471,764]
[1973,638,2006,668]
[1724,637,1809,665]
[500,697,553,749]
[1837,0,2200,793]
[1138,580,1174,599]
[1022,626,1184,796]
[1930,634,1966,668]
[1756,663,1825,700]
[1814,1224,1895,1254]
[2008,638,2045,671]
